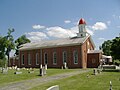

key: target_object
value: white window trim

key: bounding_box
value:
[44,53,48,64]
[53,52,57,65]
[28,53,31,65]
[73,50,78,64]
[21,54,24,65]
[36,53,39,65]
[63,51,67,64]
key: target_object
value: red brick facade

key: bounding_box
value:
[87,53,102,68]
[19,45,83,68]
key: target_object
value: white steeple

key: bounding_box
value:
[77,18,87,37]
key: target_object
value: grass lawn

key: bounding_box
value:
[30,70,120,90]
[0,68,77,86]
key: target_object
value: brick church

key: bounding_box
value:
[9,18,102,68]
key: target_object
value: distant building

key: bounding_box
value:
[102,55,112,64]
[9,18,102,68]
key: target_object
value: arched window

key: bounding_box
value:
[73,50,78,64]
[28,53,31,65]
[53,52,57,65]
[63,51,67,64]
[44,53,48,64]
[21,54,24,65]
[36,53,39,65]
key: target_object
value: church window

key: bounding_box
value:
[44,53,48,64]
[28,53,31,65]
[73,50,78,64]
[36,53,39,65]
[21,54,24,65]
[63,51,67,64]
[53,52,57,65]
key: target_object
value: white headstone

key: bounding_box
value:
[45,64,47,70]
[46,85,59,90]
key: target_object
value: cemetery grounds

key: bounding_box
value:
[0,68,120,90]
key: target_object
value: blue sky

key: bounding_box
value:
[0,0,120,51]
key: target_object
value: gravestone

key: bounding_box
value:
[43,66,46,75]
[64,62,67,69]
[40,64,42,69]
[46,85,59,90]
[15,66,17,70]
[93,68,97,75]
[14,71,22,74]
[16,68,20,71]
[8,67,12,69]
[2,68,8,74]
[109,81,112,90]
[40,65,43,76]
[45,64,47,70]
[40,65,47,76]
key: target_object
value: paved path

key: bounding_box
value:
[0,69,91,90]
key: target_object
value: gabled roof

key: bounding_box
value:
[20,35,93,51]
[102,55,112,59]
[87,50,102,54]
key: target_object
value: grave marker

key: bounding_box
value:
[46,85,59,90]
[14,71,22,74]
[109,81,112,90]
[40,64,43,76]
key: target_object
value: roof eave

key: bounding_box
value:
[19,43,82,51]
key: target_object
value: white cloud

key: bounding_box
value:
[46,26,76,38]
[32,25,45,30]
[92,22,107,30]
[64,20,71,24]
[26,32,48,42]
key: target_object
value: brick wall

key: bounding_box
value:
[19,45,84,68]
[87,53,101,68]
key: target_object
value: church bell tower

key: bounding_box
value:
[77,18,87,37]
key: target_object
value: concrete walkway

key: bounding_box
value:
[0,69,91,90]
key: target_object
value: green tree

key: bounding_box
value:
[0,28,15,67]
[111,37,120,60]
[0,36,6,59]
[102,40,112,56]
[15,35,30,55]
[4,28,15,64]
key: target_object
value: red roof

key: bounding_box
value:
[78,18,86,25]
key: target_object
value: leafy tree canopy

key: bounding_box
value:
[102,36,120,60]
[15,35,30,55]
[111,37,120,60]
